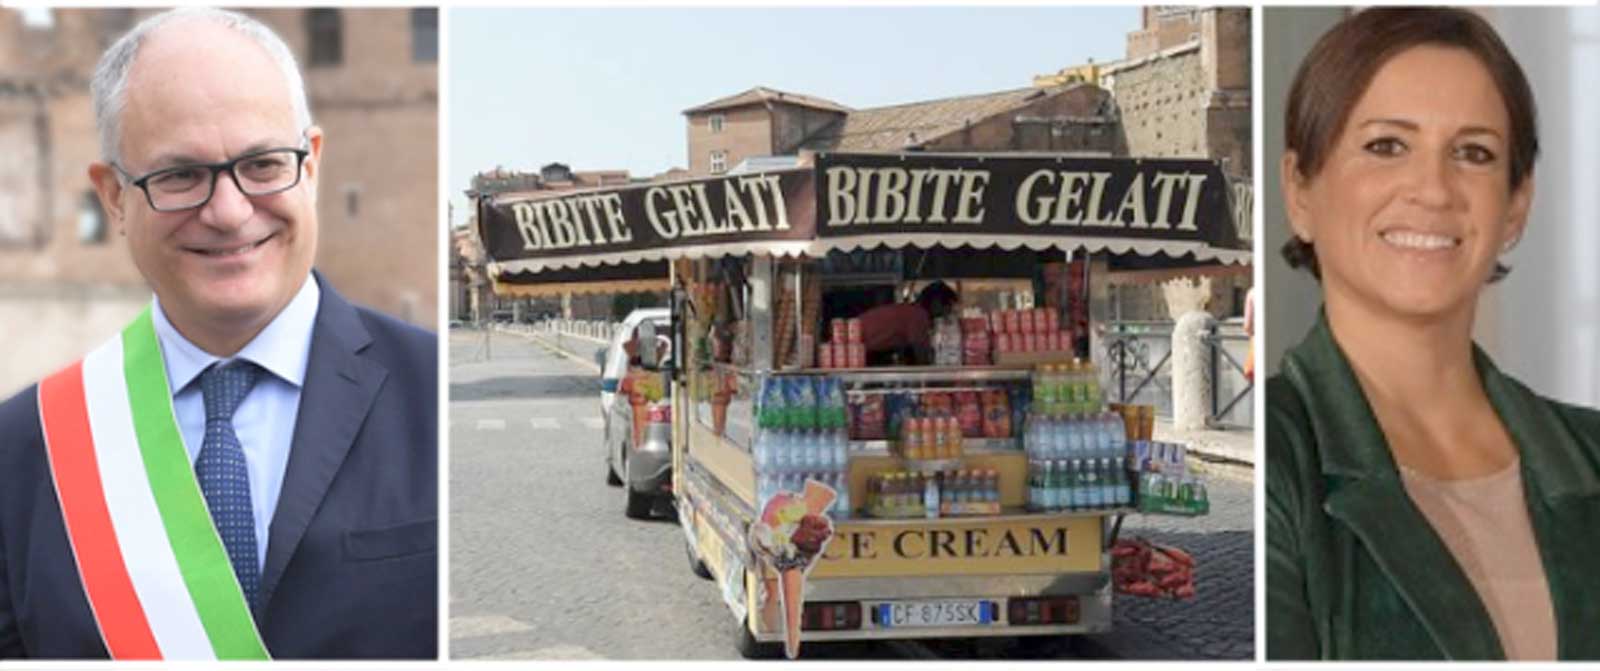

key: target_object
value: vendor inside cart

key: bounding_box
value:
[856,281,958,366]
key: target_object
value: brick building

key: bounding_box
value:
[1102,7,1251,177]
[683,83,1121,177]
[0,8,438,396]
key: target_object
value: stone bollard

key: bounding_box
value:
[1172,310,1215,431]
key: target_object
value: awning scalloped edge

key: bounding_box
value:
[489,234,1251,276]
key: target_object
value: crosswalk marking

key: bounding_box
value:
[529,417,560,430]
[450,614,533,639]
[581,417,605,429]
[476,419,506,431]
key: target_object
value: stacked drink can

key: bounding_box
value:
[755,374,853,516]
[1023,411,1133,511]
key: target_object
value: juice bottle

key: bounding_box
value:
[902,418,922,460]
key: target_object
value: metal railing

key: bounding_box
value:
[1205,324,1254,430]
[1099,319,1254,430]
[533,318,620,343]
[1100,321,1175,418]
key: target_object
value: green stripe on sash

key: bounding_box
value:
[121,309,269,660]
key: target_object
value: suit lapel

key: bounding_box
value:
[258,273,388,609]
[1285,313,1502,659]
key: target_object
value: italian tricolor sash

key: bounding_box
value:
[36,309,270,660]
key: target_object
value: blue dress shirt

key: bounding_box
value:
[151,275,320,572]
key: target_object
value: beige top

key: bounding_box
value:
[1399,458,1556,660]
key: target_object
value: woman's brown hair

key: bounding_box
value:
[1281,7,1539,282]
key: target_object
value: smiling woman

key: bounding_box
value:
[1265,7,1600,662]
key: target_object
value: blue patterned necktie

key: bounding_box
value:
[196,361,263,611]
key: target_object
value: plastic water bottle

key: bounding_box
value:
[1060,414,1080,460]
[753,429,771,474]
[834,472,851,517]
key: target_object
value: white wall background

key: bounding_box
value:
[1263,7,1600,409]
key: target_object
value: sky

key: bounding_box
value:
[447,6,1141,228]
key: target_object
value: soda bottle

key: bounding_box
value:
[1083,459,1102,509]
[924,472,940,519]
[984,469,1000,504]
[829,377,850,429]
[1085,362,1103,410]
[1039,461,1056,511]
[796,377,819,430]
[1072,460,1090,511]
[758,375,786,429]
[1028,461,1044,511]
[1053,460,1069,512]
[949,417,964,459]
[1035,365,1054,414]
[1100,458,1118,508]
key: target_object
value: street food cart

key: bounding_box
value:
[478,152,1248,658]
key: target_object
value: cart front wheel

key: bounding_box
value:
[686,536,712,580]
[735,616,783,659]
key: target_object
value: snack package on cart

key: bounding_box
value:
[1110,537,1196,600]
[749,479,838,659]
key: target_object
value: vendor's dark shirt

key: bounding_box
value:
[856,303,931,354]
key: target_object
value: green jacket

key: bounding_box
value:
[1267,314,1600,660]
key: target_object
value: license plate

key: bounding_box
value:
[877,600,993,628]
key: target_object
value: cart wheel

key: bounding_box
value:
[686,536,712,580]
[735,616,784,659]
[623,454,653,519]
[1012,634,1074,658]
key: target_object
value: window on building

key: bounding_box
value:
[306,9,343,67]
[77,191,107,244]
[710,114,725,134]
[411,8,438,63]
[710,151,727,174]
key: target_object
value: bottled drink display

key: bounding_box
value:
[757,375,850,431]
[866,469,1001,519]
[754,374,854,517]
[1023,363,1134,512]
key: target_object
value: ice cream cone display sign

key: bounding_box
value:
[748,479,837,659]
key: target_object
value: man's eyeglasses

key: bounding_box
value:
[113,146,309,213]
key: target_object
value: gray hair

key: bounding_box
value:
[90,7,313,166]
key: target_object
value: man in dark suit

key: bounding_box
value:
[0,8,436,660]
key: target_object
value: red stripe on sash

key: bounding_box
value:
[39,363,162,659]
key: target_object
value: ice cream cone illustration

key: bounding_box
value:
[749,478,837,659]
[778,568,806,658]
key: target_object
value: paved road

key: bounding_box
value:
[448,326,1254,660]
